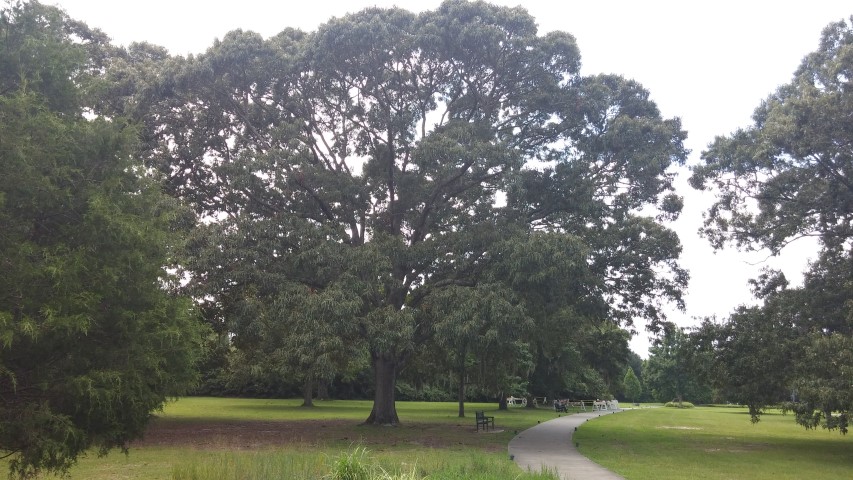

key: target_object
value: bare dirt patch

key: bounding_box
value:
[132,419,507,452]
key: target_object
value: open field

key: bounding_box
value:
[575,406,853,480]
[13,400,852,479]
[138,397,573,452]
[13,398,569,479]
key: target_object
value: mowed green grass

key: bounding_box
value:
[15,398,568,479]
[575,406,853,480]
[160,397,561,427]
[20,400,852,479]
[155,397,567,452]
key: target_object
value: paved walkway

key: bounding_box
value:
[508,409,626,480]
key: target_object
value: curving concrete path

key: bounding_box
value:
[508,409,626,480]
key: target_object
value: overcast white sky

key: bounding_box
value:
[50,0,851,356]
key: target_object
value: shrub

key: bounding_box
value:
[664,401,695,408]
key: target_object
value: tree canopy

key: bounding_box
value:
[623,367,642,404]
[116,0,688,425]
[691,17,853,252]
[691,17,853,432]
[643,327,711,405]
[0,2,205,476]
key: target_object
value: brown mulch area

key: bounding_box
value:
[131,419,507,452]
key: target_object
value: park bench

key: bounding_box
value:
[475,411,495,431]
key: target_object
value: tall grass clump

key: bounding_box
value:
[326,446,373,480]
[171,451,326,479]
[170,447,559,480]
[325,447,425,480]
[412,451,559,480]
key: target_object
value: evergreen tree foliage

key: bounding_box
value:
[0,2,205,476]
[643,327,711,404]
[623,367,642,404]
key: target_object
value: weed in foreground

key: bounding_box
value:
[170,445,558,480]
[326,446,372,480]
[325,446,422,480]
[171,451,325,479]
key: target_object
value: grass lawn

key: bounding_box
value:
[13,397,568,479]
[575,406,853,480]
[14,400,851,479]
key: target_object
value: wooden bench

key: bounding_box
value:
[475,411,494,431]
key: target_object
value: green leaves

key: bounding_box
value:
[692,17,853,253]
[690,17,853,433]
[623,367,642,404]
[128,0,686,423]
[0,3,205,476]
[644,327,711,405]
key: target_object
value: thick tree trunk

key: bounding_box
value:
[301,379,314,407]
[457,362,466,418]
[498,392,508,410]
[364,355,400,425]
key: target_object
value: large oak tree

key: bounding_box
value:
[133,0,687,425]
